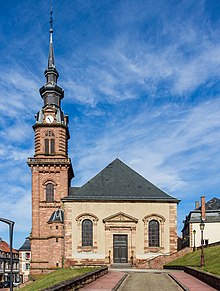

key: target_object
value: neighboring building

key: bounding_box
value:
[182,197,220,248]
[0,238,19,284]
[27,16,179,274]
[18,238,31,283]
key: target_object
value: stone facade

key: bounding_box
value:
[63,201,178,267]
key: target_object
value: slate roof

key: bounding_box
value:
[182,197,220,231]
[48,209,64,223]
[19,238,31,251]
[65,158,178,202]
[196,197,220,211]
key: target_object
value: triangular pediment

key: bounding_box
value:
[103,212,138,223]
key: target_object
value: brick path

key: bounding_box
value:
[170,271,218,291]
[80,269,218,291]
[80,271,126,291]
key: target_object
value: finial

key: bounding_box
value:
[49,6,53,31]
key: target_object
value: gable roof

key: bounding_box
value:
[0,239,18,253]
[65,158,178,203]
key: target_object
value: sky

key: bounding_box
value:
[0,0,220,249]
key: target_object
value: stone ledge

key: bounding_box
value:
[164,266,220,290]
[41,266,108,291]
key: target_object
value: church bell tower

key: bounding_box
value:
[27,9,74,273]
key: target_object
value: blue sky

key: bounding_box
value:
[0,0,220,249]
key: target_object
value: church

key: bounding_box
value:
[27,15,179,274]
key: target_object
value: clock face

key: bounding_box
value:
[45,115,54,123]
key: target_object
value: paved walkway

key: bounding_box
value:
[117,272,182,291]
[80,271,126,291]
[79,269,218,291]
[170,271,218,291]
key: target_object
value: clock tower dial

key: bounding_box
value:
[45,115,54,123]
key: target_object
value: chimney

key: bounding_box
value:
[195,201,199,209]
[201,196,206,220]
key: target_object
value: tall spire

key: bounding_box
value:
[44,6,59,85]
[39,7,64,108]
[48,7,55,69]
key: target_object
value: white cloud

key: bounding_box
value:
[72,98,220,199]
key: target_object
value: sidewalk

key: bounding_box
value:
[79,271,126,291]
[79,269,218,291]
[170,271,218,291]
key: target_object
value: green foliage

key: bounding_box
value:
[166,245,220,275]
[19,267,97,291]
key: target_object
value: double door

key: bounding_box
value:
[113,235,128,263]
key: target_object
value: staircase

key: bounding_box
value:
[110,263,132,269]
[136,247,192,269]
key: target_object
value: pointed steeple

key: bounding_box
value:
[39,7,64,108]
[44,7,59,84]
[48,7,55,69]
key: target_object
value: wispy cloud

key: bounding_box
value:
[72,98,220,198]
[1,0,220,247]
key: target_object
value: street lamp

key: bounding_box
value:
[200,220,205,267]
[193,230,196,251]
[0,218,15,291]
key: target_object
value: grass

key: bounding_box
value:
[19,267,97,291]
[166,245,220,276]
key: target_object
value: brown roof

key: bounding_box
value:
[0,240,18,254]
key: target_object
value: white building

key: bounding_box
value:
[182,197,220,248]
[18,238,31,283]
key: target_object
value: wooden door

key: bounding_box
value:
[113,235,128,263]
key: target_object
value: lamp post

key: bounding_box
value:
[193,230,196,251]
[200,220,205,267]
[0,218,15,291]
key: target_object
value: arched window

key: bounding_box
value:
[82,219,93,246]
[149,220,159,247]
[45,130,55,155]
[46,183,54,202]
